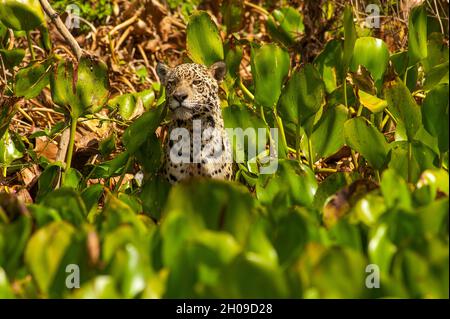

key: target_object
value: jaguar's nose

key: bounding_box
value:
[173,92,188,103]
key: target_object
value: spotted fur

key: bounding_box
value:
[157,62,233,184]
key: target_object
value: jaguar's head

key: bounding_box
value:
[156,62,226,120]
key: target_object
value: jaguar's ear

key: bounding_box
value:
[156,62,171,84]
[209,61,227,82]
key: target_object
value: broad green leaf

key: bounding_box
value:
[221,0,244,34]
[0,0,45,31]
[342,5,356,73]
[0,215,32,275]
[223,105,267,163]
[50,56,109,119]
[214,253,288,298]
[186,11,224,66]
[384,76,422,141]
[311,104,348,160]
[278,64,325,135]
[14,59,51,99]
[134,89,155,110]
[296,246,368,298]
[353,193,386,226]
[0,130,23,165]
[140,175,171,221]
[358,90,387,113]
[344,117,390,170]
[350,37,390,86]
[224,40,243,79]
[69,276,120,298]
[0,267,14,298]
[314,39,343,92]
[108,93,136,120]
[417,198,449,236]
[423,61,449,90]
[251,43,290,109]
[165,230,240,297]
[422,83,449,153]
[381,169,411,211]
[266,7,304,47]
[0,48,25,69]
[272,208,317,266]
[408,4,427,66]
[161,180,257,268]
[422,33,449,72]
[122,103,165,154]
[25,221,75,294]
[256,160,318,210]
[388,140,438,183]
[368,224,397,275]
[35,163,61,201]
[41,188,87,226]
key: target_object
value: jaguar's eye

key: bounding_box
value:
[193,79,202,86]
[167,79,176,85]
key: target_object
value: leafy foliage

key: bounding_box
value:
[0,1,448,299]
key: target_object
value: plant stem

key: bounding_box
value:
[243,1,270,16]
[296,125,301,164]
[238,78,255,101]
[274,112,288,157]
[407,141,413,184]
[26,31,35,60]
[38,0,82,59]
[63,117,78,184]
[307,136,314,171]
[114,155,132,193]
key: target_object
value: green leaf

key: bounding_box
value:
[358,90,387,113]
[384,76,422,141]
[408,4,427,66]
[24,221,75,294]
[388,140,438,183]
[342,5,356,73]
[314,39,343,93]
[422,83,449,153]
[221,0,244,34]
[278,64,325,135]
[36,163,61,201]
[108,93,136,120]
[256,160,318,210]
[186,11,224,66]
[350,37,390,86]
[0,0,45,31]
[223,105,267,163]
[14,59,51,99]
[122,104,165,154]
[0,130,23,165]
[368,224,397,275]
[422,32,449,73]
[344,117,390,170]
[224,40,243,79]
[0,267,14,298]
[161,180,257,267]
[70,276,120,298]
[50,56,109,119]
[311,104,348,160]
[251,43,290,109]
[0,48,25,69]
[266,7,304,47]
[423,61,449,90]
[353,193,386,226]
[140,175,171,221]
[41,188,87,226]
[214,253,288,298]
[380,169,412,211]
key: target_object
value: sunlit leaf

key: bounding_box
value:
[186,11,224,66]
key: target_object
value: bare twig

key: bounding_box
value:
[38,0,83,60]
